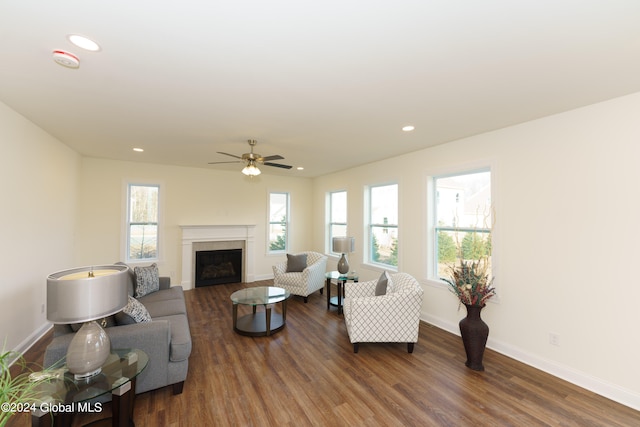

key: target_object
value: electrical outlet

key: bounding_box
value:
[41,303,45,314]
[549,332,560,346]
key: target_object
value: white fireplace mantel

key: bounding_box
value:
[180,225,256,290]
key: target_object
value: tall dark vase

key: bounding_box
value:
[459,304,489,371]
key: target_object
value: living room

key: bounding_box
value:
[1,1,640,424]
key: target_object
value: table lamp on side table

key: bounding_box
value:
[332,237,355,275]
[47,264,128,380]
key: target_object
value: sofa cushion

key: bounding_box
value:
[142,297,187,318]
[153,314,192,362]
[375,271,391,296]
[137,286,184,304]
[117,296,152,324]
[134,263,159,297]
[286,253,307,272]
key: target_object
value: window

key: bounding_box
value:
[328,190,347,253]
[126,184,159,262]
[434,169,492,279]
[367,183,398,268]
[268,192,289,252]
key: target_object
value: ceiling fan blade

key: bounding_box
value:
[208,160,243,165]
[260,154,284,161]
[264,162,293,169]
[217,151,243,159]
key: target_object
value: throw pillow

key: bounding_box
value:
[117,296,151,324]
[375,271,391,296]
[134,263,159,297]
[286,253,308,272]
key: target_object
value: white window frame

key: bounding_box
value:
[365,183,398,270]
[328,190,347,254]
[124,182,161,264]
[426,165,494,288]
[268,191,290,253]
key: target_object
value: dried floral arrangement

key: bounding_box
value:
[442,255,495,307]
[440,213,496,307]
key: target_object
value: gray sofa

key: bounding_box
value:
[44,264,192,395]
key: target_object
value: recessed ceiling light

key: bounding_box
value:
[297,167,304,171]
[402,125,415,132]
[67,34,101,52]
[133,148,144,152]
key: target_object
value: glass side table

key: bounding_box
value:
[325,271,359,314]
[31,348,148,427]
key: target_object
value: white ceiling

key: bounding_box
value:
[1,1,640,177]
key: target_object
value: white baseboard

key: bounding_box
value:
[10,322,53,366]
[420,313,640,411]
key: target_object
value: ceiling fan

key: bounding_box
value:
[208,139,292,176]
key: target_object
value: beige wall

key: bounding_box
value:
[0,101,79,353]
[312,92,640,409]
[74,158,314,283]
[2,90,639,409]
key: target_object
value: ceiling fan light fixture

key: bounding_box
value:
[242,161,261,176]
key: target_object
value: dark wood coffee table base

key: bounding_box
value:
[233,304,286,337]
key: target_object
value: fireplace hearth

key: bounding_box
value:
[195,249,242,287]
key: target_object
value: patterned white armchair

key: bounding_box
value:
[272,251,328,303]
[343,272,423,353]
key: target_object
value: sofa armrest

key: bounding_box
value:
[44,320,171,369]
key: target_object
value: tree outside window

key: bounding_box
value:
[127,184,159,261]
[268,192,289,252]
[369,184,398,268]
[434,170,491,278]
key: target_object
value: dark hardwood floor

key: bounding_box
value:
[7,280,640,426]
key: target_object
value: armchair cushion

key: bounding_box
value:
[375,271,391,296]
[286,253,308,272]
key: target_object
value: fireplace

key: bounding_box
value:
[195,249,242,287]
[180,225,256,290]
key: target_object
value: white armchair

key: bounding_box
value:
[343,272,423,353]
[272,251,328,303]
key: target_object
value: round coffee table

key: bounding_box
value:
[230,286,290,336]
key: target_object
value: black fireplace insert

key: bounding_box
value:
[195,249,242,287]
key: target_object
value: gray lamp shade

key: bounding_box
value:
[47,264,129,324]
[332,237,355,254]
[46,264,129,379]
